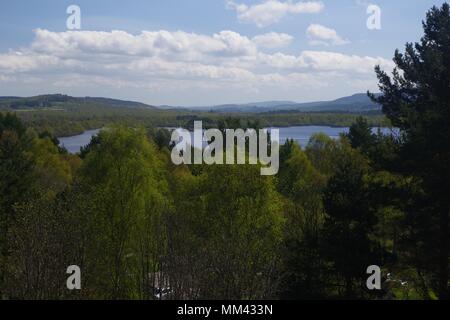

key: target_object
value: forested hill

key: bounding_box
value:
[0,94,156,110]
[0,93,388,137]
[174,93,382,113]
[0,93,381,114]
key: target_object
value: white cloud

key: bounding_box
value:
[252,32,294,48]
[306,24,349,46]
[0,52,59,73]
[0,29,393,105]
[299,51,392,73]
[227,0,324,27]
[31,28,255,58]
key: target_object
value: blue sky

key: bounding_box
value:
[0,0,447,105]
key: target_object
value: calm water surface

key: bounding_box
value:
[59,126,396,153]
[270,126,395,147]
[59,129,100,153]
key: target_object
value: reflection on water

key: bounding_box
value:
[58,129,100,154]
[59,126,396,154]
[269,126,395,147]
[171,126,396,148]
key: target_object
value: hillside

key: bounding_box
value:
[177,93,381,113]
[0,93,381,114]
[0,94,156,110]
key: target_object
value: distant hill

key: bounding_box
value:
[81,97,155,109]
[300,93,382,113]
[0,94,156,110]
[172,93,381,114]
[0,93,381,114]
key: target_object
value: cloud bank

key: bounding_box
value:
[0,29,393,105]
[306,24,350,46]
[227,0,324,27]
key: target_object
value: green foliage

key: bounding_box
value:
[346,116,376,151]
[0,113,79,297]
[278,146,327,299]
[168,158,284,299]
[321,146,379,298]
[0,114,34,217]
[371,3,450,299]
[79,126,170,299]
[0,3,448,300]
[305,133,340,177]
[151,128,173,150]
[2,99,387,138]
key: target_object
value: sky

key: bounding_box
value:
[0,0,447,106]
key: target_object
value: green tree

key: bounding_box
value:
[346,116,376,152]
[152,128,172,150]
[321,145,379,298]
[0,113,36,296]
[370,3,450,299]
[168,159,284,299]
[305,133,340,177]
[278,145,327,299]
[80,126,169,299]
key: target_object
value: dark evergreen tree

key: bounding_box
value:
[0,113,36,297]
[321,148,379,298]
[346,116,376,151]
[370,3,450,299]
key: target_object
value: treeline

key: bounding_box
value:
[0,111,446,299]
[0,94,73,110]
[4,100,387,138]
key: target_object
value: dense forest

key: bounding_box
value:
[0,4,449,300]
[1,96,387,137]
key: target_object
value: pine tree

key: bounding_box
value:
[370,3,450,299]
